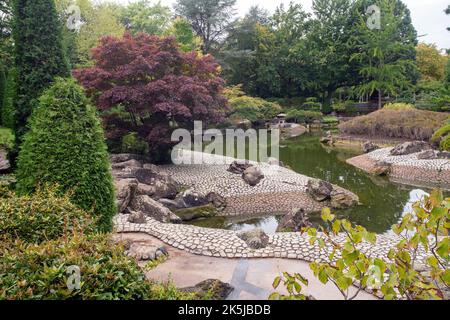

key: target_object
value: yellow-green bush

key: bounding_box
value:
[0,127,14,150]
[0,187,95,244]
[383,103,415,110]
[432,124,450,151]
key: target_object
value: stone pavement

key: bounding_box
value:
[161,150,358,215]
[115,233,377,300]
[114,214,428,264]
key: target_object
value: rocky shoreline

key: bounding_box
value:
[346,142,450,190]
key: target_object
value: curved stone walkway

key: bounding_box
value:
[347,147,450,190]
[114,214,428,264]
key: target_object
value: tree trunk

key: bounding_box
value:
[378,89,382,109]
[322,89,334,114]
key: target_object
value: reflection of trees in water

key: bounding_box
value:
[279,134,423,234]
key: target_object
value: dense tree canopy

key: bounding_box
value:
[175,0,236,54]
[120,0,171,35]
[74,33,228,158]
[416,43,448,82]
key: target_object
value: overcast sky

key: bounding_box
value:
[109,0,450,50]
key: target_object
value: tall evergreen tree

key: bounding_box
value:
[13,0,70,139]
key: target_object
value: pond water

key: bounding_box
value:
[188,132,430,235]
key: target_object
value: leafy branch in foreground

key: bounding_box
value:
[270,189,449,300]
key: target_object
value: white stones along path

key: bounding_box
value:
[114,214,428,264]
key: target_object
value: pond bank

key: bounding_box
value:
[347,147,450,191]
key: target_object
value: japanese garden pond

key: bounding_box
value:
[186,131,430,235]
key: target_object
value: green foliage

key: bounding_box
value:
[351,0,417,108]
[0,67,5,122]
[383,102,415,110]
[0,233,196,300]
[224,85,282,121]
[16,78,116,232]
[322,116,339,125]
[121,132,150,155]
[415,79,450,112]
[272,190,449,300]
[339,108,449,141]
[165,17,202,52]
[0,127,14,150]
[432,124,450,151]
[13,0,70,138]
[121,0,171,35]
[286,109,323,124]
[301,97,322,111]
[0,186,95,244]
[1,68,16,129]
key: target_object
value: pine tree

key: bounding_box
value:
[13,0,70,139]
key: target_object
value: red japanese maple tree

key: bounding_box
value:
[74,33,228,158]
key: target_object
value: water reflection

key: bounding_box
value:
[187,132,431,234]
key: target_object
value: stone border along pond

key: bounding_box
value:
[346,145,450,191]
[112,150,427,264]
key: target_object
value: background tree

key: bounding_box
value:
[446,5,450,31]
[416,43,448,81]
[55,0,125,68]
[74,33,228,160]
[305,0,357,113]
[120,0,171,35]
[164,16,202,52]
[351,0,417,108]
[13,0,70,139]
[174,0,236,54]
[16,78,116,232]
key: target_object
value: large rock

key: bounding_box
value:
[134,168,179,199]
[390,141,431,156]
[417,150,438,160]
[228,160,252,174]
[242,166,264,186]
[181,189,211,207]
[130,195,181,223]
[115,178,138,213]
[127,211,147,224]
[110,153,144,164]
[180,279,233,300]
[0,149,10,173]
[369,161,391,176]
[330,190,359,209]
[437,151,450,159]
[206,192,226,209]
[277,208,312,232]
[306,179,333,202]
[112,159,143,170]
[362,141,379,154]
[237,229,269,249]
[126,243,168,261]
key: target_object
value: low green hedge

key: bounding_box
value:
[0,234,195,300]
[0,187,95,244]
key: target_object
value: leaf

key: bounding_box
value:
[321,208,335,222]
[436,238,449,259]
[272,276,281,289]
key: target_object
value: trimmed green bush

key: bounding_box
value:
[0,233,196,300]
[0,186,95,244]
[0,67,5,124]
[16,78,116,232]
[286,109,323,124]
[121,132,150,155]
[431,124,450,151]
